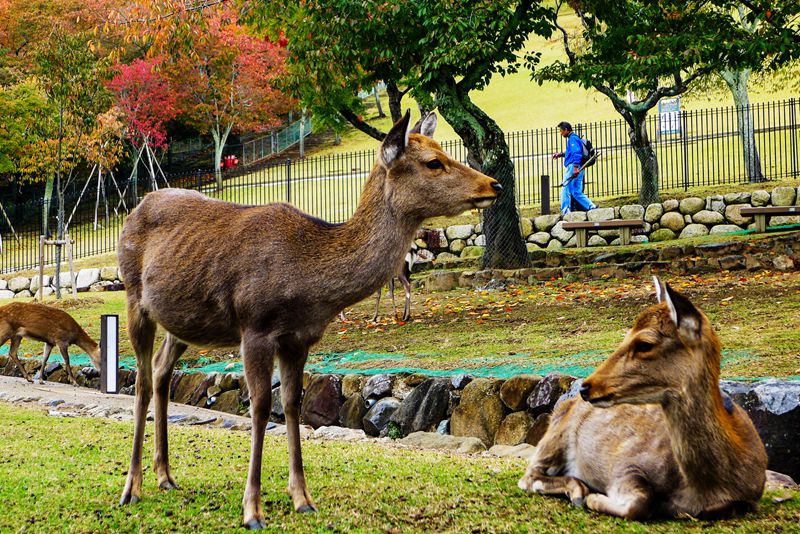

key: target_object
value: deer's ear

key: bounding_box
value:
[410,112,437,137]
[380,110,412,167]
[663,282,702,339]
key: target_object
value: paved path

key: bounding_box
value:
[0,374,253,430]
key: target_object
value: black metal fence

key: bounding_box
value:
[2,98,799,274]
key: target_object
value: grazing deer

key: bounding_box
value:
[519,277,768,520]
[116,111,501,528]
[0,301,101,385]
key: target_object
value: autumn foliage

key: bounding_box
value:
[108,58,179,149]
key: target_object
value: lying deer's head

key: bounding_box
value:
[378,111,501,218]
[580,276,722,407]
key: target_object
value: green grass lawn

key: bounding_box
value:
[8,266,800,380]
[0,402,797,532]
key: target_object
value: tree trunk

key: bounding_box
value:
[211,124,232,191]
[626,112,660,205]
[386,82,403,123]
[42,176,54,239]
[721,69,764,183]
[373,85,386,118]
[436,83,527,269]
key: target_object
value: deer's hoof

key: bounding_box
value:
[244,519,266,530]
[158,479,178,491]
[297,504,317,513]
[119,493,140,506]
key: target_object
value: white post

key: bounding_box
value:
[101,314,119,394]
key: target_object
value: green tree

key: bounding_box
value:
[254,0,556,269]
[537,0,760,205]
[34,30,113,297]
[0,80,53,176]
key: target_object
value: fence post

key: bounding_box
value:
[681,110,690,191]
[285,158,292,203]
[38,236,45,302]
[540,175,550,215]
[790,98,798,177]
[196,169,203,191]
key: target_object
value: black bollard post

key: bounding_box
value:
[541,175,550,215]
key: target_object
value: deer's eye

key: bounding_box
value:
[634,341,655,354]
[426,159,444,170]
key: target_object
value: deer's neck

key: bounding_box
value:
[320,168,422,308]
[660,368,745,493]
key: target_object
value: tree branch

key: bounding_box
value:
[738,0,800,44]
[338,107,386,141]
[457,0,536,91]
[553,0,577,66]
[110,0,230,26]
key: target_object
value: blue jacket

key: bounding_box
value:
[564,132,583,167]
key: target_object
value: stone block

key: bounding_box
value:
[445,224,474,240]
[644,203,664,223]
[679,197,705,215]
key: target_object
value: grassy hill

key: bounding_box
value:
[308,13,795,157]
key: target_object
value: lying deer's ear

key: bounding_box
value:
[664,282,702,339]
[652,275,666,304]
[380,110,412,168]
[410,112,437,137]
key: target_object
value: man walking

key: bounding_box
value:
[552,121,596,215]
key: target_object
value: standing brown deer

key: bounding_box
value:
[116,112,500,528]
[518,277,768,520]
[372,242,418,322]
[0,301,101,385]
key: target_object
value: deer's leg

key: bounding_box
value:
[585,474,653,520]
[8,335,32,382]
[152,334,188,491]
[58,343,78,386]
[372,286,383,322]
[120,305,157,506]
[518,427,591,505]
[400,274,411,321]
[39,343,54,384]
[240,331,276,529]
[389,278,399,319]
[518,471,591,507]
[278,337,316,514]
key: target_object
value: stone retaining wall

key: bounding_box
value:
[412,186,800,264]
[422,232,800,291]
[1,356,797,480]
[0,267,123,300]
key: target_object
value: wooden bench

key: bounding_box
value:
[561,219,645,247]
[739,206,799,233]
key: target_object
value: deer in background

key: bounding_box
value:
[338,243,418,323]
[0,301,101,385]
[519,277,767,520]
[116,111,501,528]
[373,242,418,322]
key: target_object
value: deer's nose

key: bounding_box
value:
[491,182,503,193]
[579,382,591,401]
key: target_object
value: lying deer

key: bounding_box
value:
[116,111,501,528]
[0,301,101,385]
[519,277,768,520]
